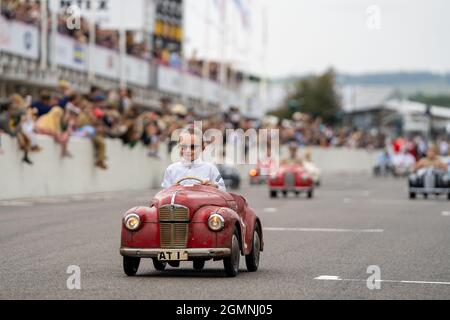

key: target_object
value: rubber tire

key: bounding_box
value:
[447,193,450,200]
[123,256,140,276]
[423,193,428,200]
[409,192,416,199]
[193,260,205,270]
[152,259,167,271]
[168,261,180,268]
[245,225,261,272]
[224,229,240,277]
[270,190,277,198]
[282,191,288,198]
[307,189,314,199]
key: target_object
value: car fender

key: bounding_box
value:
[243,208,264,255]
[121,206,158,248]
[122,206,158,223]
[212,207,244,253]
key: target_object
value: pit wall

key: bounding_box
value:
[0,135,378,200]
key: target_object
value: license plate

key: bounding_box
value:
[157,250,188,261]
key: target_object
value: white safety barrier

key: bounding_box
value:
[235,147,378,179]
[0,134,378,200]
[0,134,167,200]
[299,147,379,175]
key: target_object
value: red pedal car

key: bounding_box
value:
[120,177,264,277]
[269,163,314,199]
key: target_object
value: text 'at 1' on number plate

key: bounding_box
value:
[157,250,188,261]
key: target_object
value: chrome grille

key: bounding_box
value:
[424,171,436,189]
[159,205,189,222]
[284,172,295,187]
[160,223,189,248]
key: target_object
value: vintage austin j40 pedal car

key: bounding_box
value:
[269,163,314,199]
[120,177,264,277]
[408,168,450,200]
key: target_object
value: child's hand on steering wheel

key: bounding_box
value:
[202,179,219,189]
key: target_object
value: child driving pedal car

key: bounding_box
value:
[161,127,226,191]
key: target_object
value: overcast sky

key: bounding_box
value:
[184,0,450,77]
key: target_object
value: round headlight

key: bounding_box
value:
[124,213,141,231]
[249,169,258,177]
[208,213,225,232]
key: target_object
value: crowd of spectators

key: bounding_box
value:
[272,112,387,150]
[1,0,241,82]
[0,0,41,25]
[0,81,170,168]
[0,79,400,170]
[1,0,152,60]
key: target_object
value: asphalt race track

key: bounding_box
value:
[1,174,449,300]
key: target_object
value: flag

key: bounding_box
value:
[232,0,250,27]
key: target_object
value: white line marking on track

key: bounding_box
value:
[0,201,33,207]
[315,276,342,281]
[315,275,450,286]
[34,198,69,204]
[264,227,384,233]
[442,211,450,216]
[263,208,278,213]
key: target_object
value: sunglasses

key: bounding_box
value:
[180,144,202,150]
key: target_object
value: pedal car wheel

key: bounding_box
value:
[168,261,180,268]
[193,260,205,270]
[409,192,416,199]
[152,259,167,271]
[270,190,277,198]
[123,256,140,276]
[307,189,314,199]
[282,191,288,198]
[447,193,450,200]
[423,193,428,199]
[224,228,240,277]
[245,225,261,272]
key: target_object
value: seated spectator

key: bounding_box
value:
[0,97,32,164]
[142,120,161,158]
[32,91,53,117]
[0,132,3,155]
[12,94,42,153]
[35,106,76,158]
[57,80,74,109]
[92,121,108,170]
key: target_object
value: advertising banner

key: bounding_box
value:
[0,16,39,60]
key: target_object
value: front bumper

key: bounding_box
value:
[120,247,231,259]
[270,186,312,191]
[409,187,450,194]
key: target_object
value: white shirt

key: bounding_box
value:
[161,158,227,192]
[393,153,416,168]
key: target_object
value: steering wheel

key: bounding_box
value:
[176,177,205,186]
